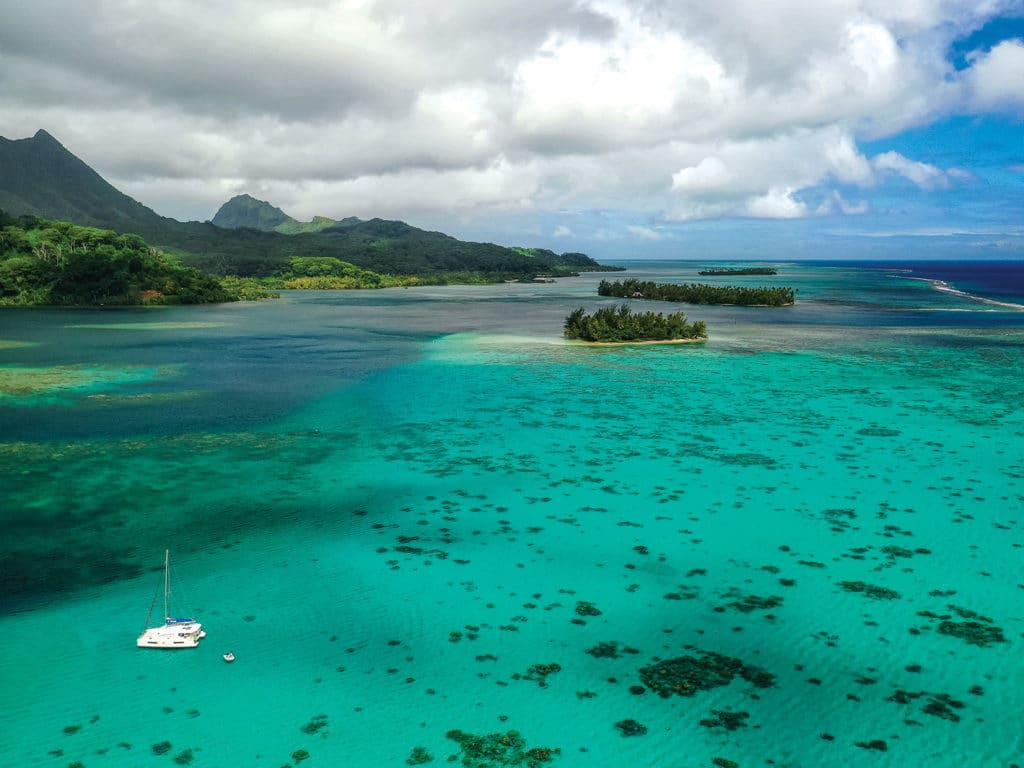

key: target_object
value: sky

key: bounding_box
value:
[1,0,1022,259]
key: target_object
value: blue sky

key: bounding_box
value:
[0,1,1021,259]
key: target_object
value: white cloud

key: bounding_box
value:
[947,167,975,182]
[817,190,870,216]
[825,133,876,185]
[553,225,575,237]
[871,150,950,189]
[966,38,1024,113]
[846,225,1024,237]
[672,157,734,193]
[745,187,807,219]
[625,224,663,240]
[667,127,874,220]
[511,8,733,150]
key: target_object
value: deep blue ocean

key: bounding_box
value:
[849,260,1024,304]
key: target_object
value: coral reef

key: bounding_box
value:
[838,581,900,600]
[614,719,648,737]
[445,728,559,767]
[639,650,775,697]
[406,746,433,764]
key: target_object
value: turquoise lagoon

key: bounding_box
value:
[1,262,1022,767]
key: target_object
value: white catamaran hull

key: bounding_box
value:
[137,621,204,649]
[137,550,204,649]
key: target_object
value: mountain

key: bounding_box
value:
[211,194,359,234]
[0,130,174,235]
[0,130,613,278]
[211,194,292,231]
[277,215,358,235]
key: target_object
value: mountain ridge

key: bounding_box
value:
[211,194,362,234]
[0,130,613,278]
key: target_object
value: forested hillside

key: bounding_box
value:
[0,212,261,305]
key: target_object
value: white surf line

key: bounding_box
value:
[905,276,1024,311]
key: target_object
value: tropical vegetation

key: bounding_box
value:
[277,256,420,289]
[598,278,794,306]
[564,304,707,342]
[0,212,274,305]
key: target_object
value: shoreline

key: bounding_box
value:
[570,337,708,346]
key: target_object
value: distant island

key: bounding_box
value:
[564,304,707,343]
[698,267,777,276]
[598,278,794,307]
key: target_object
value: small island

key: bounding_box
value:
[698,267,777,276]
[598,279,794,307]
[564,304,707,343]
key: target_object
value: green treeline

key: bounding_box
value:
[698,267,777,276]
[271,256,528,289]
[598,279,794,306]
[564,304,707,342]
[277,256,424,289]
[0,213,273,305]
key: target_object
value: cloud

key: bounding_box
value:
[845,225,1024,237]
[511,9,732,151]
[0,0,1018,240]
[816,190,870,216]
[667,127,873,220]
[745,188,807,219]
[625,224,663,240]
[871,151,951,189]
[966,38,1024,113]
[946,167,976,183]
[553,225,575,237]
[671,157,734,193]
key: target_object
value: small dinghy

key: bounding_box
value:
[223,652,235,663]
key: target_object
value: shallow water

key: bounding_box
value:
[1,262,1022,767]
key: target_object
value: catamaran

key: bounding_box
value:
[137,550,205,649]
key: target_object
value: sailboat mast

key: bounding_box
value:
[163,549,169,620]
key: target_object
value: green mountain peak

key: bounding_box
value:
[212,194,355,234]
[0,129,169,233]
[32,128,60,144]
[211,194,294,231]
